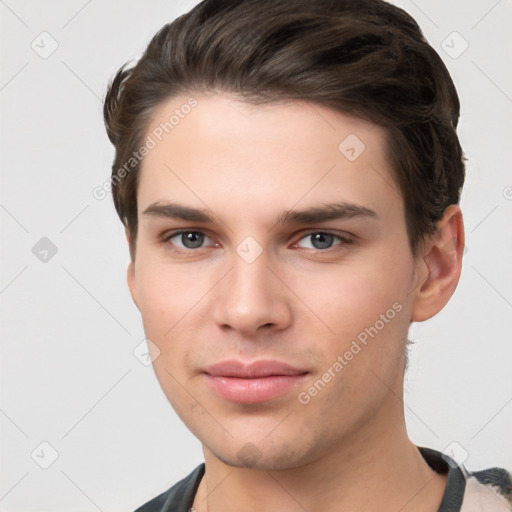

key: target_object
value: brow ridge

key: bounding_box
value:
[142,201,377,225]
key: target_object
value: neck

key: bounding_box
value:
[193,369,447,512]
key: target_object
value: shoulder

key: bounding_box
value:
[460,465,512,512]
[418,446,512,512]
[133,464,205,512]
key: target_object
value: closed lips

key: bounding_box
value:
[202,360,309,378]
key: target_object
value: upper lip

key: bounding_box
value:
[203,360,308,378]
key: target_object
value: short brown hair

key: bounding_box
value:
[103,0,465,260]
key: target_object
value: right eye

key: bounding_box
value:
[164,231,217,251]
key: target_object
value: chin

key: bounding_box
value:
[207,440,313,471]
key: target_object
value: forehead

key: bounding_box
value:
[137,93,401,221]
[144,92,387,157]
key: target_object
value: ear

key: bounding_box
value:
[125,227,139,310]
[410,205,465,322]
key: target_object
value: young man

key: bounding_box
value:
[103,0,512,510]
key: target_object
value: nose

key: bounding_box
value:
[212,253,293,336]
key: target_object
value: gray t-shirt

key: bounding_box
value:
[134,446,512,511]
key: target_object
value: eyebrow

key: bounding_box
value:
[142,201,377,225]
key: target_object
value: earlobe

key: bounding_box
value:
[411,205,465,322]
[127,260,139,310]
[125,228,139,310]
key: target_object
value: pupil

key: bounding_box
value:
[182,232,204,248]
[312,233,333,250]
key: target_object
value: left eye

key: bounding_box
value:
[167,231,214,250]
[295,232,347,250]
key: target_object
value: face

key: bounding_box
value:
[128,93,426,470]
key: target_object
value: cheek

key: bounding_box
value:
[133,258,219,398]
[287,247,414,408]
[291,252,413,344]
[134,258,208,335]
[134,264,201,411]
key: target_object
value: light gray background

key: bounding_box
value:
[1,1,511,511]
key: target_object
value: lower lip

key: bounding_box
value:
[204,374,308,403]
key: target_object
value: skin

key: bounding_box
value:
[127,93,464,512]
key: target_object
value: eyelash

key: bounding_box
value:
[162,230,353,254]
